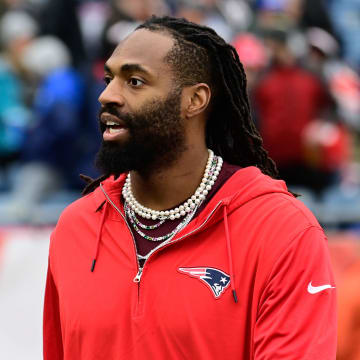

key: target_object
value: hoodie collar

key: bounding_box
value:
[92,166,291,230]
[181,166,291,230]
[92,174,127,214]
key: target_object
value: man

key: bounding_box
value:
[43,16,336,359]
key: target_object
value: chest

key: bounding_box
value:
[55,218,264,336]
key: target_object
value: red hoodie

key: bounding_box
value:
[43,167,337,359]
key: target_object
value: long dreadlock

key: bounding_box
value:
[82,15,278,195]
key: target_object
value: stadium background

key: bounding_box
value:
[0,0,360,358]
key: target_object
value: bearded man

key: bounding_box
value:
[43,16,337,360]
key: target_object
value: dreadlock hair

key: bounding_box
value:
[82,15,278,196]
[136,15,278,179]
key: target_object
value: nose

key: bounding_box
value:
[98,79,125,107]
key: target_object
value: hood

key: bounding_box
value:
[186,166,292,227]
[214,166,290,208]
[91,166,292,229]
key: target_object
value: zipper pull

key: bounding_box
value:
[133,268,143,283]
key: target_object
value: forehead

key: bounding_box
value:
[108,29,175,75]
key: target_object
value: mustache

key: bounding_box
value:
[98,105,133,127]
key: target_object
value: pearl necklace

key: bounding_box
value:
[124,201,197,242]
[122,149,223,221]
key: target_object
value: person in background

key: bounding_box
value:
[254,28,336,194]
[0,10,36,190]
[300,27,354,193]
[5,36,85,222]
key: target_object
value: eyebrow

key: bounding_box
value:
[104,63,152,77]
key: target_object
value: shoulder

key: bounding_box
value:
[233,191,326,259]
[49,189,105,261]
[238,189,320,229]
[266,192,324,242]
[268,192,320,227]
[52,189,103,241]
[252,193,328,269]
[222,167,321,234]
[59,192,97,221]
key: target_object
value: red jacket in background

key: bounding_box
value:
[254,66,328,167]
[43,167,337,359]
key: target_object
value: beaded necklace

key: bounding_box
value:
[124,201,197,242]
[123,149,223,242]
[122,149,223,221]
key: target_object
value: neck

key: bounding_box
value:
[129,145,209,211]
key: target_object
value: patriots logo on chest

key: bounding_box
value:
[178,267,231,299]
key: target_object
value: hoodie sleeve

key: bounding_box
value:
[253,226,337,360]
[43,259,64,360]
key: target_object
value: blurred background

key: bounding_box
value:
[0,0,359,358]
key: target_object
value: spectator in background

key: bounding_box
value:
[5,36,85,222]
[301,27,355,191]
[254,29,337,194]
[0,10,36,190]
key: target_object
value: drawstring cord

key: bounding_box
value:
[223,206,238,303]
[91,201,108,272]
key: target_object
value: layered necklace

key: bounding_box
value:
[123,149,223,242]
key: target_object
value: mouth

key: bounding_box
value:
[100,113,129,140]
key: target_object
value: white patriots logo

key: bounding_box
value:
[178,267,231,299]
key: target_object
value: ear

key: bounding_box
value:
[182,83,211,119]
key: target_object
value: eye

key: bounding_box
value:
[128,77,145,87]
[103,76,112,85]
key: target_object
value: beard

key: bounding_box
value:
[95,88,187,177]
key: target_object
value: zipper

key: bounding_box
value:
[100,184,146,315]
[101,183,223,274]
[99,184,141,276]
[100,184,223,310]
[137,200,223,270]
[133,267,143,283]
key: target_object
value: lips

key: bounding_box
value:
[100,113,127,129]
[100,112,129,140]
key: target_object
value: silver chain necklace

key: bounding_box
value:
[124,201,198,242]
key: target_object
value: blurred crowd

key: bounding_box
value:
[1,0,360,227]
